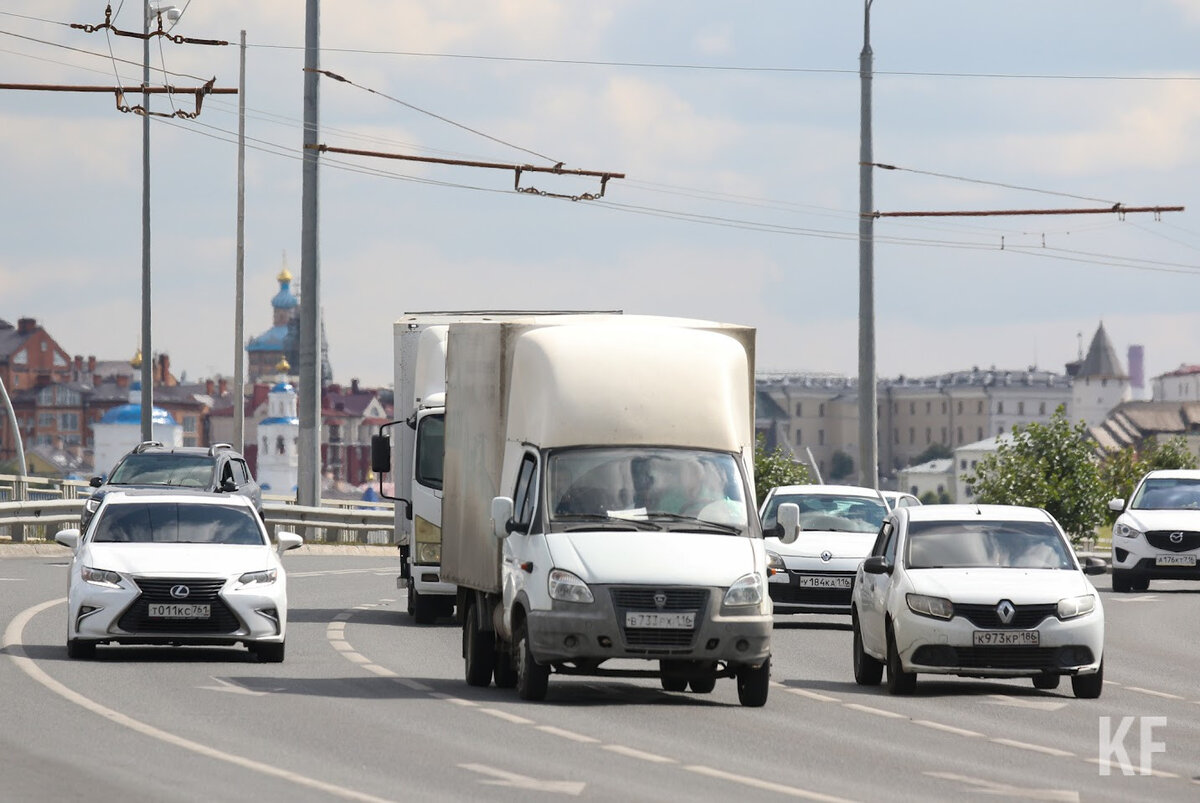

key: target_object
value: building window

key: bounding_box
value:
[998,426,1004,436]
[925,427,931,444]
[1102,378,1108,387]
[941,427,947,442]
[818,403,824,416]
[38,413,54,428]
[892,402,898,414]
[894,429,900,444]
[1018,401,1025,415]
[957,427,963,443]
[1039,402,1046,415]
[183,415,197,433]
[997,401,1004,414]
[977,427,983,440]
[977,401,984,414]
[795,402,802,417]
[957,401,963,414]
[818,429,825,445]
[909,428,915,444]
[59,413,78,431]
[960,459,967,470]
[794,429,803,446]
[909,402,916,415]
[926,401,931,414]
[277,435,286,454]
[262,436,269,453]
[942,401,947,414]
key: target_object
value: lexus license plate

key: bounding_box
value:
[972,630,1039,646]
[625,612,695,629]
[148,603,211,619]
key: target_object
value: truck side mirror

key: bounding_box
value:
[776,502,800,544]
[491,496,515,539]
[370,433,392,474]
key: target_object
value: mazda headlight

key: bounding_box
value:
[81,566,123,588]
[906,593,953,620]
[1057,594,1096,620]
[1113,522,1142,539]
[723,573,764,607]
[238,568,278,586]
[548,569,594,604]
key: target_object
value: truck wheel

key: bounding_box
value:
[463,601,495,687]
[852,609,883,686]
[406,577,416,615]
[688,675,717,694]
[412,587,437,625]
[660,676,687,692]
[493,649,518,689]
[515,621,549,701]
[736,657,770,707]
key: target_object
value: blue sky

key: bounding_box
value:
[2,1,1197,390]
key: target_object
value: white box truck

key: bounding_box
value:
[374,312,620,624]
[436,315,798,706]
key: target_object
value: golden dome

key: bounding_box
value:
[131,348,143,369]
[275,356,291,372]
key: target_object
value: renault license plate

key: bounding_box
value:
[1156,554,1197,567]
[972,630,1038,646]
[625,612,694,629]
[149,603,211,619]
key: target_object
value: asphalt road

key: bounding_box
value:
[1,547,1197,802]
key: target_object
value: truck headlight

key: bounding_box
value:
[1113,522,1142,539]
[548,569,593,603]
[906,593,953,620]
[1057,594,1096,620]
[723,573,764,607]
[416,543,441,563]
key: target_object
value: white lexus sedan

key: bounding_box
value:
[760,484,888,615]
[851,504,1106,697]
[54,491,302,661]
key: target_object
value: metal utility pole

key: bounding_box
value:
[140,0,153,440]
[298,0,322,507]
[233,30,246,451]
[857,0,879,490]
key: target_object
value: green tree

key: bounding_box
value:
[753,434,810,506]
[829,450,854,482]
[964,407,1107,544]
[911,443,952,465]
[1099,435,1198,507]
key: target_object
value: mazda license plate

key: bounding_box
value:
[625,612,694,629]
[148,603,211,619]
[1156,554,1197,567]
[972,630,1038,646]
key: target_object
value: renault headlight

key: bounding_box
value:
[548,569,594,604]
[238,568,278,586]
[906,593,953,620]
[1113,522,1142,539]
[723,573,764,607]
[1057,594,1096,620]
[81,566,123,588]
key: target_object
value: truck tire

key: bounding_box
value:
[515,620,549,701]
[736,657,770,707]
[412,587,437,625]
[463,600,496,687]
[688,675,717,694]
[493,649,518,688]
[660,676,688,692]
[406,577,416,615]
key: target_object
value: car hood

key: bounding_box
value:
[546,531,762,586]
[1118,509,1200,532]
[765,531,875,560]
[83,543,276,577]
[908,568,1093,604]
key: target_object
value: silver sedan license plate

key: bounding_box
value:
[972,630,1038,646]
[797,575,852,589]
[625,611,694,629]
[148,603,211,619]
[1156,554,1196,567]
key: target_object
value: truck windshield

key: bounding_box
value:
[546,447,750,534]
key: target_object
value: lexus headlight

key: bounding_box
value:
[1113,522,1142,539]
[548,569,594,604]
[81,566,123,588]
[238,568,278,586]
[1057,594,1096,620]
[723,573,764,607]
[84,497,101,513]
[906,593,953,620]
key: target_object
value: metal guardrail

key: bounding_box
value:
[0,477,396,546]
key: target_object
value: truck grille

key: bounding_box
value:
[954,603,1057,629]
[610,587,708,652]
[117,577,240,634]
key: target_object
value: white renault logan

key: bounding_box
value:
[55,491,302,661]
[851,504,1106,697]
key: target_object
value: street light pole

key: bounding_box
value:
[234,30,246,452]
[857,0,879,490]
[140,0,153,440]
[298,0,322,507]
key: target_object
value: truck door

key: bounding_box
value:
[503,451,550,617]
[411,411,444,568]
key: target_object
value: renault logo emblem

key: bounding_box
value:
[820,550,833,562]
[653,592,667,610]
[1170,531,1184,544]
[170,585,191,600]
[996,600,1015,624]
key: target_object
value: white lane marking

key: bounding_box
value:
[602,744,677,763]
[925,771,1079,802]
[326,621,346,632]
[199,676,270,696]
[329,641,355,653]
[3,599,398,803]
[1110,595,1158,603]
[459,763,585,795]
[333,613,351,621]
[479,707,533,725]
[431,693,479,708]
[788,688,841,703]
[1084,759,1179,779]
[393,678,432,692]
[0,578,26,581]
[343,652,372,664]
[843,703,906,719]
[1125,686,1184,700]
[913,720,984,738]
[986,694,1067,711]
[535,725,600,744]
[990,738,1075,758]
[685,765,857,802]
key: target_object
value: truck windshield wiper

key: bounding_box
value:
[554,514,663,531]
[644,513,742,534]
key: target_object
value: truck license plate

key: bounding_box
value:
[625,612,695,629]
[148,603,211,619]
[1156,554,1197,566]
[972,630,1039,646]
[797,575,852,589]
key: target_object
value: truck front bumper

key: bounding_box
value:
[526,585,771,666]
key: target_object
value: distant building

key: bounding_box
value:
[246,261,332,385]
[1088,400,1200,459]
[954,434,1014,503]
[91,383,184,477]
[1065,322,1130,429]
[1151,364,1200,402]
[897,458,955,502]
[256,377,300,495]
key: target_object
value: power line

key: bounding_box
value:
[868,162,1119,205]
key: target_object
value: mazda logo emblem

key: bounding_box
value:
[170,585,191,600]
[996,600,1015,625]
[1170,531,1184,544]
[653,592,667,610]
